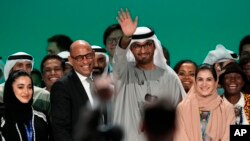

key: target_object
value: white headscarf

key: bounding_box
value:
[126,27,168,70]
[57,51,72,65]
[0,57,5,83]
[4,52,34,80]
[91,45,109,76]
[203,44,238,65]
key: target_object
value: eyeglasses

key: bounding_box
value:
[43,67,63,74]
[130,40,154,51]
[106,37,121,45]
[71,52,94,62]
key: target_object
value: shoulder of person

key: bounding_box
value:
[244,94,250,100]
[34,86,50,95]
[33,108,48,123]
[221,98,235,113]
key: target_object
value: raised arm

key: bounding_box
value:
[116,8,138,49]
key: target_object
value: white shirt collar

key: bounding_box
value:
[75,71,94,107]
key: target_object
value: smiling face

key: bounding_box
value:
[222,73,244,96]
[195,69,217,97]
[69,40,95,77]
[42,58,64,91]
[12,76,33,103]
[130,40,155,66]
[93,53,107,76]
[177,63,196,92]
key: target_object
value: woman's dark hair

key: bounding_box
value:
[103,24,122,45]
[195,64,217,81]
[173,59,198,74]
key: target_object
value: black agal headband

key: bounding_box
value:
[8,55,33,61]
[93,48,107,53]
[132,30,155,40]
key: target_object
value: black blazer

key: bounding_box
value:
[50,70,89,141]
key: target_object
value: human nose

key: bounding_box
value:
[140,46,147,52]
[24,87,30,94]
[229,76,236,82]
[182,74,189,79]
[50,69,56,74]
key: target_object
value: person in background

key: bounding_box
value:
[0,71,49,141]
[31,68,43,88]
[0,57,5,84]
[203,44,238,95]
[40,54,65,92]
[0,52,50,114]
[239,35,250,59]
[239,54,250,94]
[141,99,176,141]
[103,24,123,70]
[113,8,185,141]
[58,51,73,74]
[47,34,73,55]
[91,45,110,78]
[174,64,235,141]
[174,60,198,93]
[219,62,250,125]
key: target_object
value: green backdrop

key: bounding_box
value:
[0,0,250,69]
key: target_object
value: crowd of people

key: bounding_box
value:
[0,8,250,141]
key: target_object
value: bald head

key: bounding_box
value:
[69,40,95,77]
[70,40,91,53]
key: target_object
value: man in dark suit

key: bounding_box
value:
[50,40,96,141]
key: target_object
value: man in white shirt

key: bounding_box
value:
[50,40,98,141]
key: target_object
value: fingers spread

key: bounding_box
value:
[134,16,139,27]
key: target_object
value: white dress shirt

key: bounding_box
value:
[75,71,94,107]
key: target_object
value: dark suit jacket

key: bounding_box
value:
[50,70,89,141]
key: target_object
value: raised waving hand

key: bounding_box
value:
[116,8,138,37]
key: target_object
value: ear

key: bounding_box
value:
[68,55,73,65]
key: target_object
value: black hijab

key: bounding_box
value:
[1,70,34,140]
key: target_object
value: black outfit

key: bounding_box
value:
[50,70,90,141]
[0,76,49,141]
[0,108,49,141]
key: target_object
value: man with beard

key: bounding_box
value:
[91,45,110,78]
[112,8,186,141]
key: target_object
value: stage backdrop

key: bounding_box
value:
[0,0,250,69]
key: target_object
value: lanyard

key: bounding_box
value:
[200,111,210,140]
[24,120,33,141]
[234,106,243,125]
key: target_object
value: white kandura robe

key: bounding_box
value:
[112,46,186,141]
